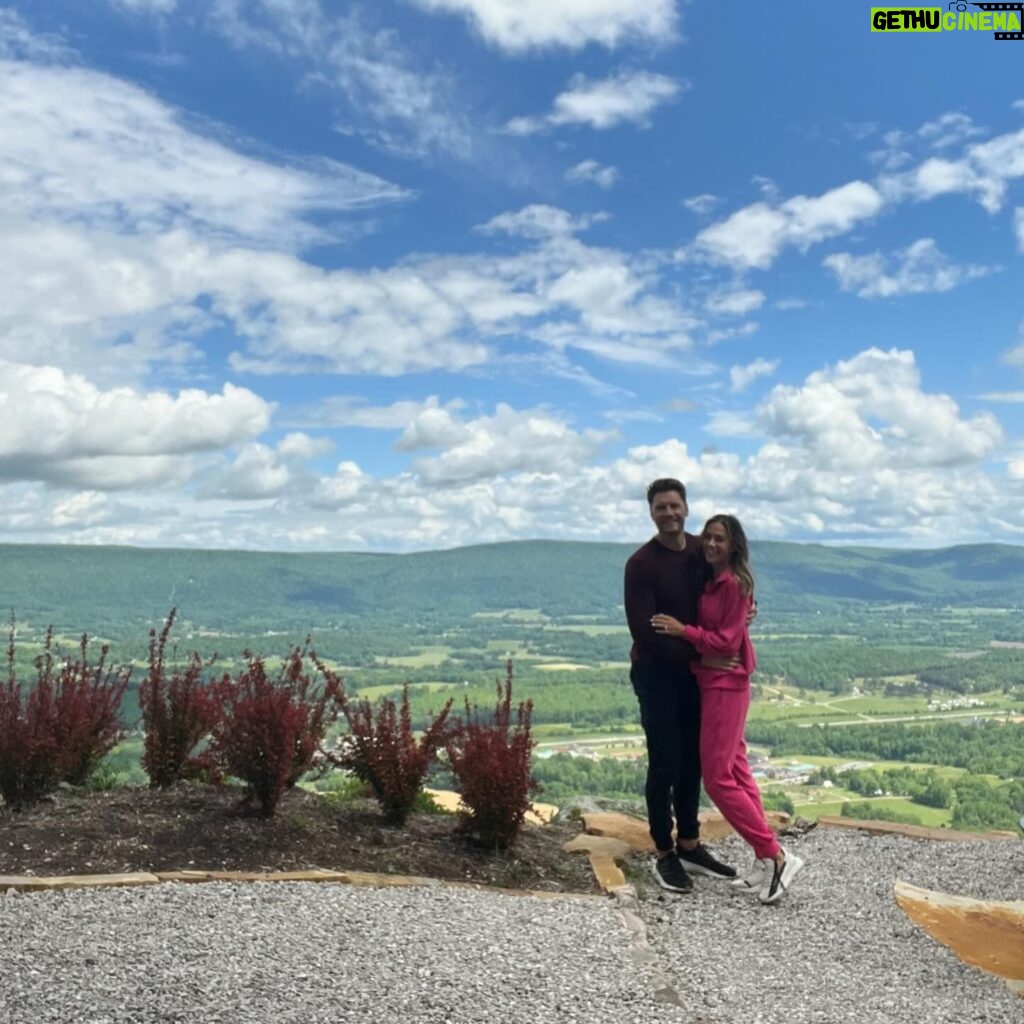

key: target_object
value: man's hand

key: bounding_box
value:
[702,654,741,671]
[650,613,685,637]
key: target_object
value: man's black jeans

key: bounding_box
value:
[630,661,702,852]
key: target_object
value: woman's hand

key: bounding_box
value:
[650,613,685,637]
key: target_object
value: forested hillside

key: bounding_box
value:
[3,539,1024,636]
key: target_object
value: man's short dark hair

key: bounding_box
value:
[646,478,687,505]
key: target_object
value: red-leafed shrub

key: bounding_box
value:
[0,626,59,808]
[211,645,341,817]
[140,609,222,789]
[48,630,132,786]
[0,623,130,807]
[320,657,452,825]
[446,661,539,850]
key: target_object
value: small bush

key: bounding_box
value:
[140,609,222,788]
[446,661,539,850]
[0,623,130,806]
[211,644,341,817]
[323,664,452,825]
[0,625,60,808]
[49,630,132,786]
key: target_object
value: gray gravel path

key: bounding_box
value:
[1,882,685,1024]
[638,828,1024,1024]
[2,828,1021,1024]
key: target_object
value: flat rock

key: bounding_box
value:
[894,880,1024,992]
[820,817,1017,842]
[0,872,160,891]
[423,788,558,825]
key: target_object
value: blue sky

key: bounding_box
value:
[1,1,1023,552]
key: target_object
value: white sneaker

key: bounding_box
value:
[730,858,769,895]
[758,850,805,905]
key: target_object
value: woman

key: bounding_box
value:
[651,514,804,905]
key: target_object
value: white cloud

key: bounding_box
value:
[978,392,1024,403]
[405,0,678,53]
[209,2,474,161]
[880,127,1024,214]
[283,396,465,430]
[730,358,779,393]
[477,204,607,238]
[505,70,682,134]
[565,160,619,189]
[695,181,884,270]
[1003,326,1024,368]
[0,361,271,489]
[0,9,72,60]
[683,194,721,216]
[705,289,765,317]
[773,298,808,311]
[0,59,407,250]
[824,239,993,299]
[704,411,759,437]
[405,404,615,484]
[198,433,331,500]
[757,348,1002,470]
[917,112,985,150]
[1016,207,1024,250]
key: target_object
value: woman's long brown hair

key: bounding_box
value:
[703,514,755,597]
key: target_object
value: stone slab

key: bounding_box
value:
[894,880,1024,991]
[588,854,626,892]
[561,834,632,859]
[424,788,558,826]
[820,817,1018,842]
[0,872,160,891]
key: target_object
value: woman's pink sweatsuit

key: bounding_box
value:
[682,568,780,860]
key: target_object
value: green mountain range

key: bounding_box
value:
[2,539,1024,637]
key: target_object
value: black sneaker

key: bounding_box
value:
[676,842,737,879]
[651,852,694,893]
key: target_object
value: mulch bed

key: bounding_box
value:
[0,784,599,893]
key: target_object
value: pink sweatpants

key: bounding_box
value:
[699,686,780,860]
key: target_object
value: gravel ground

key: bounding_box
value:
[638,828,1024,1024]
[1,882,686,1024]
[2,829,1021,1024]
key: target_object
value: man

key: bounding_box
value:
[624,478,737,893]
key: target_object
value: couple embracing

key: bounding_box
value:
[624,478,804,905]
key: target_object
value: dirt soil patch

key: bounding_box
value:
[0,785,599,894]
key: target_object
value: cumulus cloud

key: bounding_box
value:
[565,160,619,189]
[880,127,1024,214]
[401,403,615,484]
[505,70,682,134]
[477,204,607,238]
[0,361,271,489]
[730,358,779,393]
[695,181,884,270]
[404,0,678,53]
[757,348,1001,470]
[1,347,1018,550]
[823,239,994,299]
[283,396,465,430]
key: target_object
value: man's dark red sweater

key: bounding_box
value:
[623,534,704,670]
